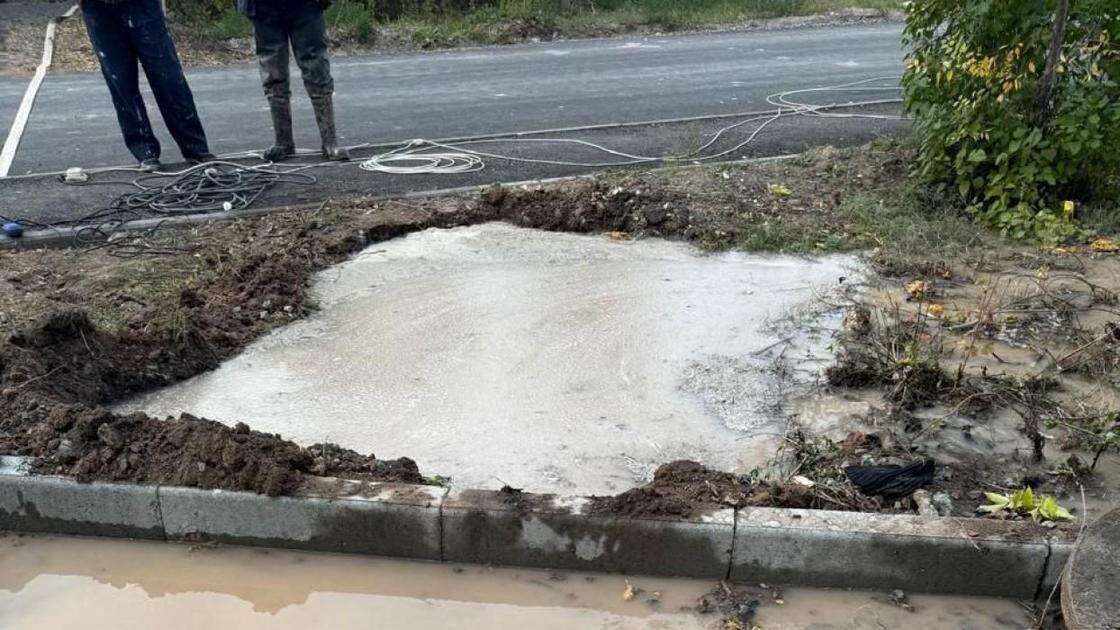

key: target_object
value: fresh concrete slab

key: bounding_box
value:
[117,224,856,495]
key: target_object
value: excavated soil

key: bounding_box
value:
[588,460,818,518]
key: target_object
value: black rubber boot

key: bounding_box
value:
[311,94,350,161]
[263,97,296,162]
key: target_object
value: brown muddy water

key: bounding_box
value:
[0,534,1033,629]
[117,224,858,494]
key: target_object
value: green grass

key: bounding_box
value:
[179,0,903,47]
[726,139,990,271]
[203,8,252,39]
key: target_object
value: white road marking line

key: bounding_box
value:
[0,4,78,178]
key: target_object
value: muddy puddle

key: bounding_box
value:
[0,534,1033,629]
[117,224,857,493]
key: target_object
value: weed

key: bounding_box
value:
[978,487,1075,522]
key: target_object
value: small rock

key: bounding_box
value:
[481,184,507,206]
[931,492,953,517]
[96,423,123,448]
[912,490,937,517]
[643,204,669,226]
[56,439,76,462]
[889,589,914,612]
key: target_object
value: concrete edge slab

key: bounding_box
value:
[160,482,447,560]
[442,489,734,578]
[0,471,1071,597]
[0,474,163,540]
[731,507,1056,598]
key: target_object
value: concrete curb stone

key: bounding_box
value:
[0,469,1075,598]
[442,489,735,578]
[0,473,163,540]
[731,507,1053,598]
[160,482,447,560]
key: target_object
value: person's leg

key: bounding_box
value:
[80,1,160,163]
[252,18,296,161]
[290,9,348,160]
[127,0,212,160]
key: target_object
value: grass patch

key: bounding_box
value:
[171,0,902,50]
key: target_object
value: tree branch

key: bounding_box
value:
[1033,0,1072,125]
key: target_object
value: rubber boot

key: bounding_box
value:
[263,97,296,162]
[311,94,350,161]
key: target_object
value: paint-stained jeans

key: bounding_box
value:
[80,0,210,162]
[251,8,334,101]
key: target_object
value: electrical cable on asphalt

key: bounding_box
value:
[1,77,906,255]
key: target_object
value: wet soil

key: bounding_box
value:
[588,460,821,518]
[803,247,1120,522]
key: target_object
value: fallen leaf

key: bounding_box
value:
[928,304,945,318]
[906,280,930,300]
[792,475,815,487]
[1091,238,1118,253]
[622,580,635,601]
[767,183,792,198]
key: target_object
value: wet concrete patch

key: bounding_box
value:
[117,224,858,493]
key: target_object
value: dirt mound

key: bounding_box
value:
[8,407,311,496]
[307,443,424,485]
[588,460,751,518]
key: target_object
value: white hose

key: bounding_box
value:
[357,76,905,175]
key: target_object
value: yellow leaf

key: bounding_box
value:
[1091,238,1119,253]
[768,183,792,198]
[1063,200,1075,218]
[929,304,945,318]
[906,280,930,300]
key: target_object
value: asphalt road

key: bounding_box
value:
[0,21,907,224]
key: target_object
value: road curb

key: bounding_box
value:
[0,470,1071,598]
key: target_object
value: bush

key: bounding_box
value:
[902,0,1120,241]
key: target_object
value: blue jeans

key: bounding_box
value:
[81,0,210,162]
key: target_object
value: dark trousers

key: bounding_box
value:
[81,0,210,162]
[252,8,334,101]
